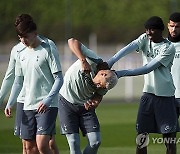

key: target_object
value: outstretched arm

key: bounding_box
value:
[116,59,161,78]
[107,41,139,68]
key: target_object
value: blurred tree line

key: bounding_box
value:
[0,0,179,45]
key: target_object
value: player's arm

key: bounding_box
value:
[115,59,161,78]
[68,38,103,72]
[0,50,16,106]
[37,71,63,113]
[4,76,23,117]
[107,41,139,68]
[68,38,91,72]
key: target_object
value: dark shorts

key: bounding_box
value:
[14,102,24,136]
[175,98,180,116]
[58,96,100,136]
[136,93,179,134]
[20,107,58,140]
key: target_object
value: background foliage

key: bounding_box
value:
[0,0,179,45]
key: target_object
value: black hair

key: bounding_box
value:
[144,16,164,31]
[169,12,180,22]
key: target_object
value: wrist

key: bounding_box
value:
[80,58,86,62]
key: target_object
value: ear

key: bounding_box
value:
[34,31,38,36]
[96,83,101,88]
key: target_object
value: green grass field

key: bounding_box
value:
[1,103,180,154]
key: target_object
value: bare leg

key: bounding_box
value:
[36,134,53,154]
[49,135,59,154]
[25,139,39,154]
[22,139,27,154]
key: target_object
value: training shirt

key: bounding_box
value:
[0,42,26,105]
[15,37,62,110]
[134,33,175,96]
[59,44,107,105]
[171,41,180,98]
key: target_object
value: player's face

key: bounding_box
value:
[145,28,162,42]
[94,70,112,89]
[18,31,37,48]
[168,20,180,38]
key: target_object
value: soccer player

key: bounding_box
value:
[0,36,27,153]
[107,16,178,154]
[58,38,118,154]
[168,12,180,117]
[4,14,63,154]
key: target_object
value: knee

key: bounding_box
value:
[49,138,58,151]
[49,139,54,148]
[25,140,38,153]
[89,140,101,149]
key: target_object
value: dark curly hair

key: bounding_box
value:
[14,14,37,37]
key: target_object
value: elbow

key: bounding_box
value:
[68,38,79,45]
[68,38,80,49]
[68,38,74,47]
[68,38,74,43]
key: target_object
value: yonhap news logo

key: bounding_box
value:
[136,133,180,148]
[136,133,149,149]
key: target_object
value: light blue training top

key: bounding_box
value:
[108,33,175,97]
[59,44,107,105]
[6,36,63,110]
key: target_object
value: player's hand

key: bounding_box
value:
[84,99,100,110]
[4,107,12,118]
[84,92,103,110]
[81,59,91,73]
[37,102,48,113]
[84,101,92,110]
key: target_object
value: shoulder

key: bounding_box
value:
[13,42,26,53]
[10,42,26,59]
[39,35,58,51]
[137,33,148,40]
[135,33,148,45]
[160,39,175,54]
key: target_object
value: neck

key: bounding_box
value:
[153,37,164,43]
[29,37,41,49]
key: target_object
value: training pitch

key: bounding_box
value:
[0,103,180,154]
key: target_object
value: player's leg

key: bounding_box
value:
[66,133,81,154]
[36,135,53,154]
[49,135,59,154]
[21,110,39,154]
[25,139,39,154]
[22,139,27,154]
[80,108,101,154]
[36,107,58,154]
[14,103,35,154]
[83,132,101,154]
[136,93,156,154]
[163,132,176,154]
[58,96,82,154]
[155,96,178,154]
